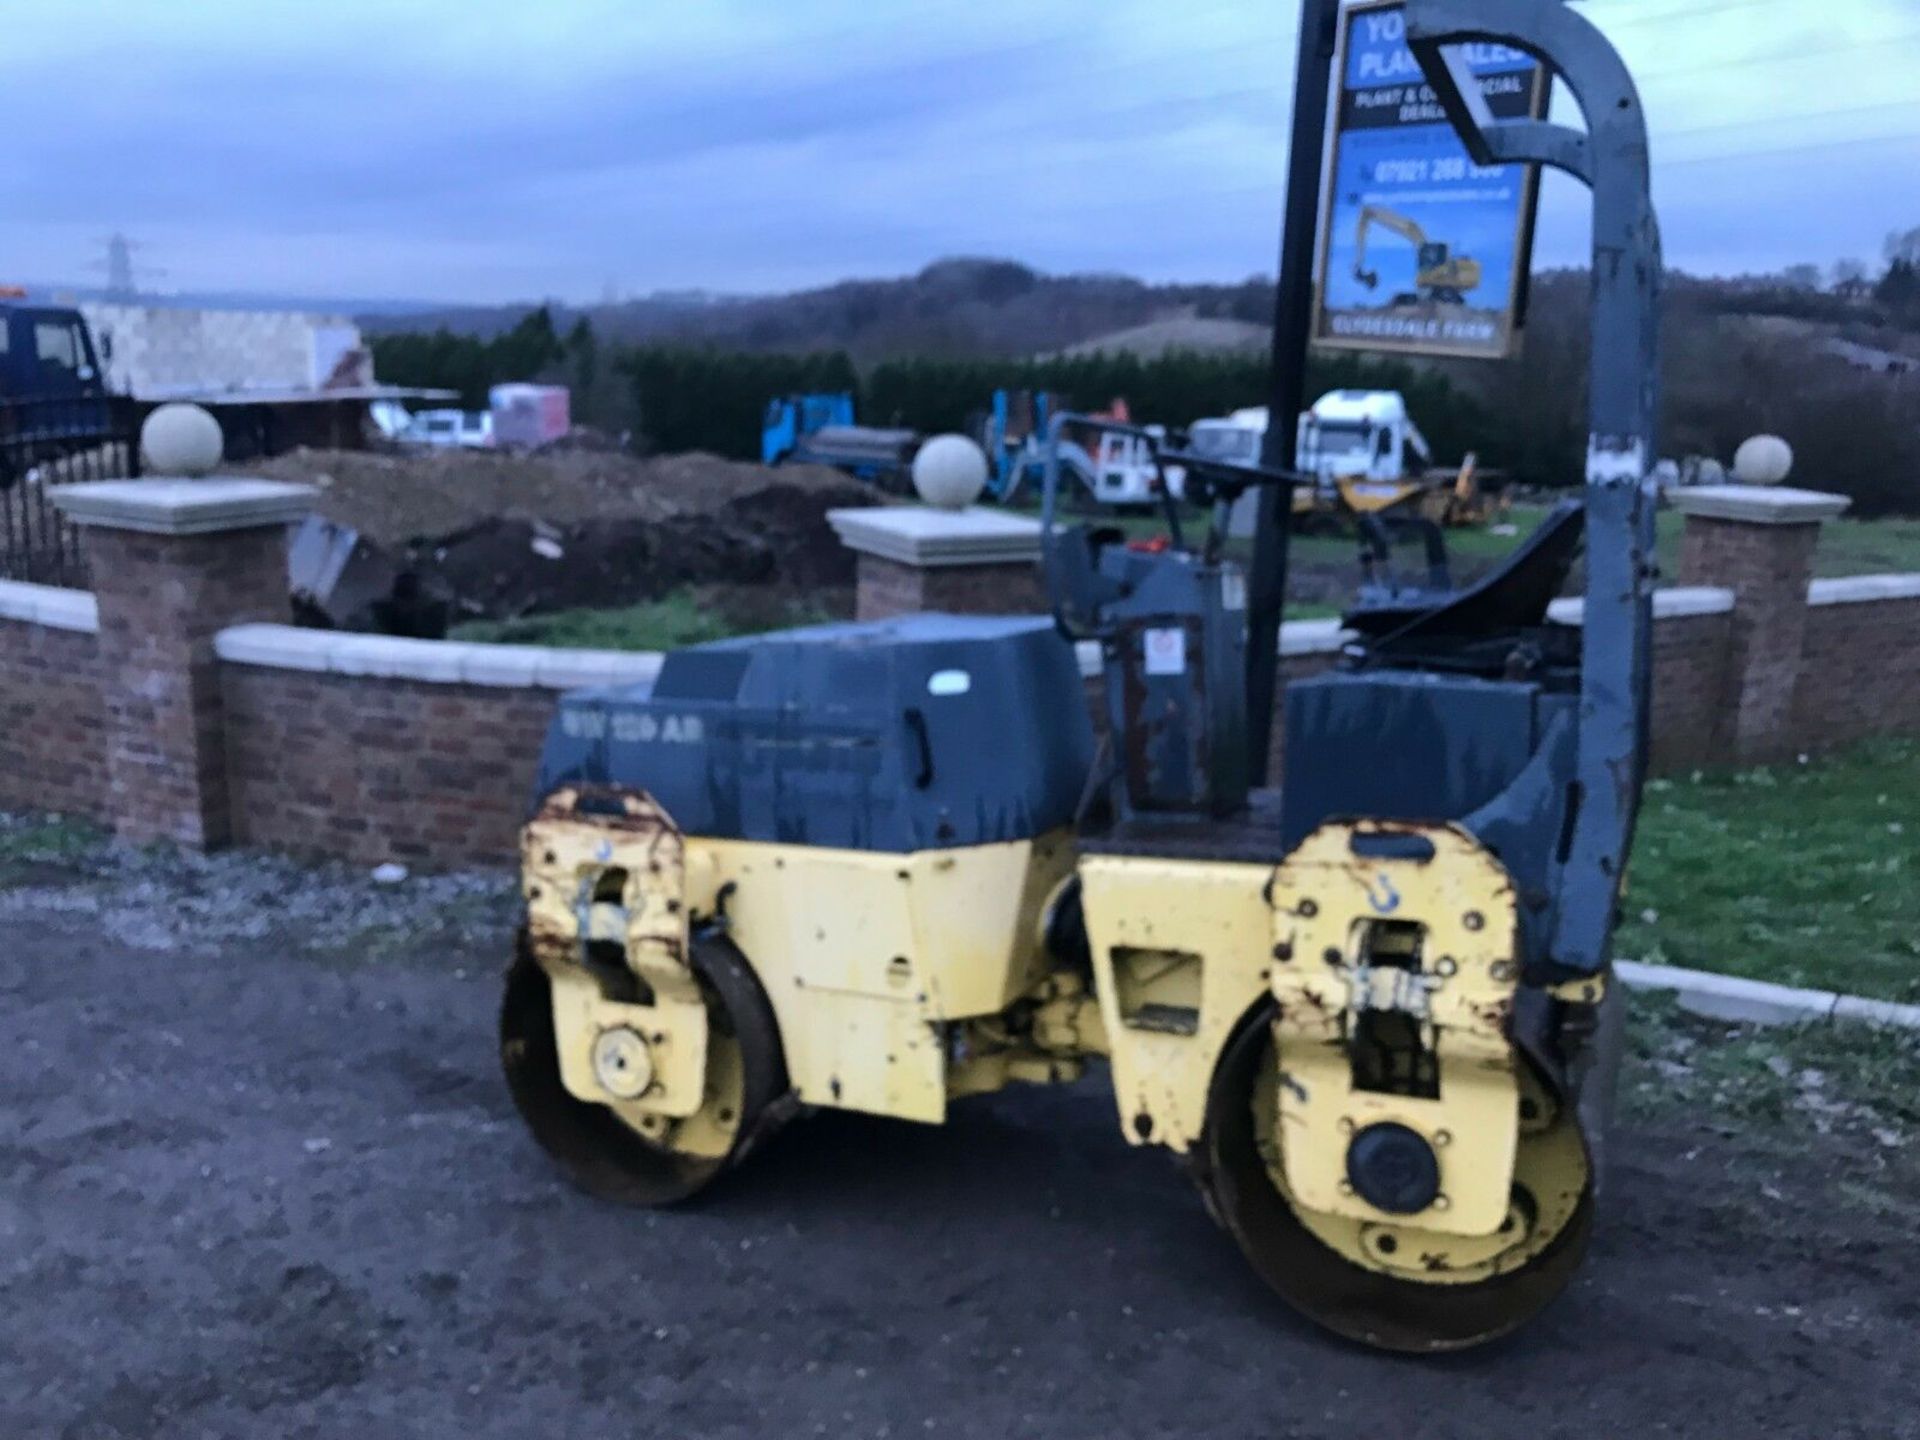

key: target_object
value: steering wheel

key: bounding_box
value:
[1156,448,1298,504]
[1039,414,1301,640]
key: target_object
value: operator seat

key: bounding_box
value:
[1343,500,1585,645]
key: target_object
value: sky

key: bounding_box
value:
[1,0,1916,305]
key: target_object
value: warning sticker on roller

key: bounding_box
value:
[1142,627,1188,676]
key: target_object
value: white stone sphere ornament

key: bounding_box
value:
[141,403,225,476]
[1732,434,1793,486]
[911,434,988,510]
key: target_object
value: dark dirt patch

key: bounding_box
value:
[260,447,882,623]
[417,513,775,619]
[257,447,877,549]
[3,834,1916,1438]
[414,483,874,620]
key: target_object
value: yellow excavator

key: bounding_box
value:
[1353,204,1482,306]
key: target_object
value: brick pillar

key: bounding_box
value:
[827,504,1045,622]
[52,478,316,847]
[854,554,1046,620]
[1671,484,1848,763]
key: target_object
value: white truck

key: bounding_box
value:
[1294,389,1433,504]
[1187,389,1436,533]
[1188,391,1432,486]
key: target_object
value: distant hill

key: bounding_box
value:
[360,258,1277,362]
[361,259,1920,517]
[1047,315,1272,360]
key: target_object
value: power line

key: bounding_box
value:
[1572,0,1773,20]
[1663,127,1919,168]
[798,11,1918,155]
[1636,28,1920,82]
[1661,95,1920,142]
[1570,0,1780,30]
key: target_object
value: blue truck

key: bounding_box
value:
[761,393,918,490]
[0,296,119,475]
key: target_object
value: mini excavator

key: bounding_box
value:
[499,0,1663,1352]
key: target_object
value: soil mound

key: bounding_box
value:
[258,447,880,620]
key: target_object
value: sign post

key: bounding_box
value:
[1246,0,1342,787]
[1313,0,1547,360]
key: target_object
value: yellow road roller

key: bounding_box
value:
[500,0,1661,1352]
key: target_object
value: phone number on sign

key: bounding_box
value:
[1369,157,1504,184]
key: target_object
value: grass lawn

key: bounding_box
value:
[1037,497,1920,582]
[1454,504,1920,580]
[1616,739,1920,1003]
[454,590,832,652]
[489,502,1916,656]
[443,504,1919,648]
[1280,504,1920,581]
[1808,515,1920,578]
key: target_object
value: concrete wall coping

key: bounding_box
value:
[1278,616,1354,656]
[829,504,1042,567]
[0,578,100,634]
[1808,572,1920,607]
[1617,959,1920,1031]
[1546,585,1735,626]
[132,570,1920,694]
[214,623,662,692]
[1669,484,1851,526]
[212,612,1351,691]
[50,477,318,536]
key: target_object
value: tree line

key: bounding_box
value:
[369,271,1920,515]
[369,311,1504,470]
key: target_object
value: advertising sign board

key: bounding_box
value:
[1313,0,1548,359]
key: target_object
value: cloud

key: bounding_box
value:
[0,0,1912,301]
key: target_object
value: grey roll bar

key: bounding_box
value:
[1405,0,1663,980]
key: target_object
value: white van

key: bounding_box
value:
[404,408,494,450]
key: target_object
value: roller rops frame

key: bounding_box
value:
[1253,0,1663,978]
[1407,0,1663,996]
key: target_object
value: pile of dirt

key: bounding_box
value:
[256,447,873,547]
[257,447,881,620]
[414,515,777,619]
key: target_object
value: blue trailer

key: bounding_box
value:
[762,393,917,490]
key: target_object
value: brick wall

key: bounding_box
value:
[222,667,557,867]
[210,626,660,867]
[1646,611,1736,771]
[4,560,1919,870]
[0,601,108,820]
[1791,583,1920,749]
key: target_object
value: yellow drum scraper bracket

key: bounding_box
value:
[1267,822,1523,1249]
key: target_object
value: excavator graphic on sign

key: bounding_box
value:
[1353,204,1482,306]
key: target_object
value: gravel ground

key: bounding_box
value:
[3,817,1918,1439]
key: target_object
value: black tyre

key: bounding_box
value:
[1194,1005,1594,1353]
[501,932,787,1206]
